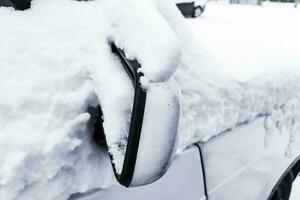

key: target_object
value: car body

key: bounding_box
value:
[1,1,299,200]
[0,0,30,10]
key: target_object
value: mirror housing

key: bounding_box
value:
[129,79,181,186]
[90,43,181,187]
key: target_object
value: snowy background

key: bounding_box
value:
[0,0,300,199]
[175,0,300,154]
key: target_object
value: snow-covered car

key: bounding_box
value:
[176,0,206,18]
[1,1,300,200]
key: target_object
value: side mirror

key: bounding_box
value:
[89,43,181,187]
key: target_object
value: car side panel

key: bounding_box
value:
[76,146,206,200]
[199,118,299,200]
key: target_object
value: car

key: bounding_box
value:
[0,0,30,10]
[176,0,206,18]
[82,45,300,200]
[1,1,299,200]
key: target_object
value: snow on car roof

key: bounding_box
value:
[0,0,300,199]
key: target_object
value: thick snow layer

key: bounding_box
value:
[175,2,300,155]
[0,0,181,199]
[1,0,300,199]
[103,0,182,82]
[290,177,300,200]
[0,1,121,199]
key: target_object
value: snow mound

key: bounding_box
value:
[0,0,181,199]
[172,2,300,157]
[177,69,300,155]
[1,0,300,199]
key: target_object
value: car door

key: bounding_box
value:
[199,118,299,200]
[70,146,207,200]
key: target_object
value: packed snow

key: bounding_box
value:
[0,0,300,199]
[175,1,300,155]
[290,176,300,200]
[0,0,181,198]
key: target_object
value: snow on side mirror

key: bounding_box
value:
[89,43,181,187]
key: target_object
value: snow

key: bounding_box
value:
[0,1,120,199]
[1,0,300,199]
[290,176,300,200]
[175,2,300,156]
[103,0,182,82]
[0,0,181,198]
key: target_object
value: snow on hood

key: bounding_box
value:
[102,0,182,82]
[1,0,300,199]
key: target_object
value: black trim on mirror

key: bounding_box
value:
[90,43,146,187]
[195,143,209,198]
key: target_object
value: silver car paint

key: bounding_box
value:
[200,118,299,200]
[78,146,206,200]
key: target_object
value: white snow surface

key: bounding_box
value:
[0,0,181,199]
[1,0,300,199]
[290,177,300,200]
[176,2,300,154]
